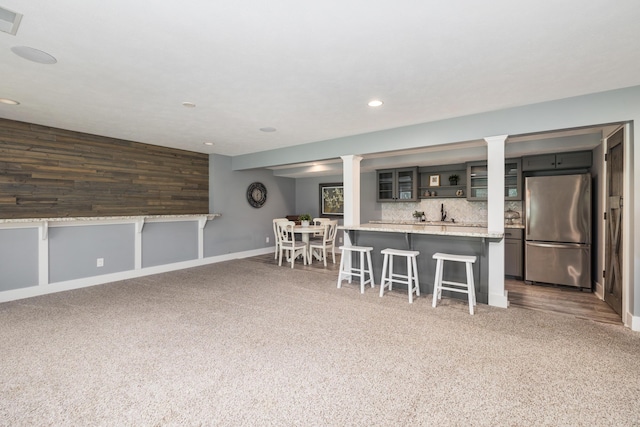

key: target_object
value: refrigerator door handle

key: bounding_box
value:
[525,188,530,236]
[526,241,588,249]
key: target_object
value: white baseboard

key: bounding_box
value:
[627,312,640,332]
[0,246,274,303]
[489,290,509,308]
[593,280,604,300]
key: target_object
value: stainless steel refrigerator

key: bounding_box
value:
[524,174,591,289]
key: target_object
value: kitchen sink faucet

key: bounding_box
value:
[440,203,447,222]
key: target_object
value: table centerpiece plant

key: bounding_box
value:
[299,213,312,227]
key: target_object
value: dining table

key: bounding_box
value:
[293,224,325,260]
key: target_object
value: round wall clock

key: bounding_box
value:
[247,182,267,208]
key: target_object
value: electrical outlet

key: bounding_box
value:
[339,237,343,243]
[266,236,270,243]
[97,258,104,267]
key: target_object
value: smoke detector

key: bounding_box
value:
[0,6,22,35]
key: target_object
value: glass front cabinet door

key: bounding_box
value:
[376,167,418,201]
[504,159,522,200]
[466,159,521,201]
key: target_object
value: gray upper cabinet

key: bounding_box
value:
[521,154,555,171]
[376,167,418,202]
[466,159,522,201]
[522,150,592,171]
[556,151,593,170]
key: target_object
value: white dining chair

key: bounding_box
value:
[272,218,288,259]
[309,220,338,266]
[310,218,331,242]
[277,220,308,268]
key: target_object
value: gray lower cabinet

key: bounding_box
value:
[505,228,523,278]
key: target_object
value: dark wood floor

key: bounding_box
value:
[248,252,622,325]
[506,279,622,325]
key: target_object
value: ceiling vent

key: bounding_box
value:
[0,6,22,35]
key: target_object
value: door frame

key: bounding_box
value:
[600,123,631,325]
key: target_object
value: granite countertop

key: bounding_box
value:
[340,223,504,238]
[369,220,524,229]
[0,213,221,225]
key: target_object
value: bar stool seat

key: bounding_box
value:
[337,246,375,293]
[379,248,420,303]
[432,252,477,314]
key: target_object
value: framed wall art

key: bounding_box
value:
[319,183,344,216]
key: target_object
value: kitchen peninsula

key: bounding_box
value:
[339,222,503,304]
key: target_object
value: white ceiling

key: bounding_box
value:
[1,1,639,158]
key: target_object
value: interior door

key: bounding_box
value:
[604,128,623,316]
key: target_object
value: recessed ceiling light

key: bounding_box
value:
[203,142,214,146]
[368,100,383,107]
[0,98,20,105]
[182,102,196,108]
[11,46,57,64]
[260,127,277,132]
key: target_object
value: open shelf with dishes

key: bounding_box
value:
[418,164,467,199]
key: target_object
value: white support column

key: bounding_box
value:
[341,155,363,272]
[341,155,363,231]
[134,219,144,270]
[485,135,508,308]
[197,217,207,259]
[38,221,49,286]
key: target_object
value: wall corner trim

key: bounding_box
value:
[630,313,640,332]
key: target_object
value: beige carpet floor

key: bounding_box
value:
[1,259,639,426]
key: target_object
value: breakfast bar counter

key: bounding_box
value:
[341,222,504,239]
[339,223,504,304]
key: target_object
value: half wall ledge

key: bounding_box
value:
[0,213,222,234]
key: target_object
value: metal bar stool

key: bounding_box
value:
[432,252,477,314]
[379,248,420,303]
[337,246,375,293]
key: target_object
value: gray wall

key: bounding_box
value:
[206,154,296,256]
[49,224,135,283]
[142,221,199,268]
[0,228,38,291]
[295,175,339,218]
[1,219,215,291]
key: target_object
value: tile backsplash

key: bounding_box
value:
[381,198,523,224]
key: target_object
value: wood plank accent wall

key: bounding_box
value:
[0,118,209,219]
